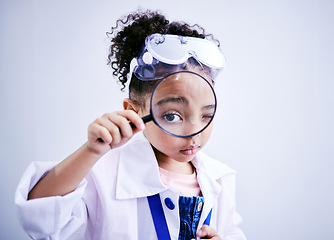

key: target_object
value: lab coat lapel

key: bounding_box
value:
[115,133,179,238]
[116,133,167,200]
[192,151,236,228]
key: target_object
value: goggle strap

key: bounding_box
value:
[128,58,138,80]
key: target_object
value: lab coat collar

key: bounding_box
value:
[116,132,167,199]
[115,132,235,200]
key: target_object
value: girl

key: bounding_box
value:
[15,9,246,240]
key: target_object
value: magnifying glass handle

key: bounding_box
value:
[130,114,153,128]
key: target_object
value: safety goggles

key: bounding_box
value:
[130,33,226,81]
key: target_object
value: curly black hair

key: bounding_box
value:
[107,9,217,106]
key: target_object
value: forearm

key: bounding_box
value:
[28,110,145,200]
[28,143,103,200]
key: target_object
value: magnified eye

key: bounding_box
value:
[163,112,182,123]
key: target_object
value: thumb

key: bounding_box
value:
[197,225,220,239]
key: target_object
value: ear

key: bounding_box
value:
[123,98,140,113]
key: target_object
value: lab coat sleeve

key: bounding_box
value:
[222,204,247,240]
[218,173,247,240]
[15,161,88,239]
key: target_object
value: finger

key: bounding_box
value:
[99,110,144,144]
[197,225,220,239]
[95,117,122,145]
[106,113,135,139]
[117,110,146,132]
[103,111,144,140]
[88,122,113,144]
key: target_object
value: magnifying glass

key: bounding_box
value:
[138,70,217,138]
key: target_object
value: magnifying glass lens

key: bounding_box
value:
[150,71,216,138]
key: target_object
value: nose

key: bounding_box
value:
[185,132,201,142]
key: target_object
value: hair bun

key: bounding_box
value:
[107,9,211,90]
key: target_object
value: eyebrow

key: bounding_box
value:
[156,97,215,110]
[156,97,187,106]
[202,104,216,110]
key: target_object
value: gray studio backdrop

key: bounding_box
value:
[1,0,333,239]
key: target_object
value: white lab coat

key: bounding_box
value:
[15,132,246,240]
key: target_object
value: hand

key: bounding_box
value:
[86,110,145,155]
[192,225,221,240]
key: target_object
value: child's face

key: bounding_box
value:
[142,113,213,164]
[137,71,214,164]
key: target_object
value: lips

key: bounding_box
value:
[180,145,200,155]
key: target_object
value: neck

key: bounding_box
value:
[153,148,194,175]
